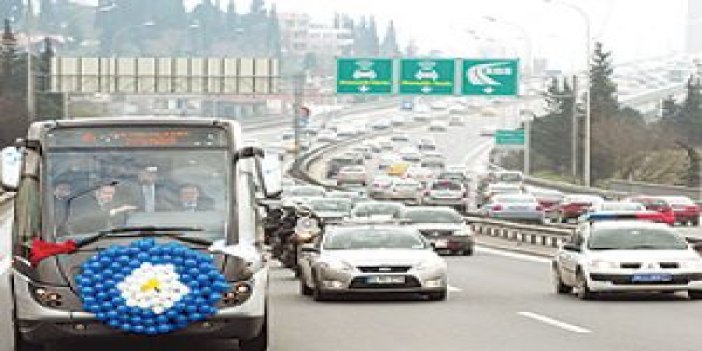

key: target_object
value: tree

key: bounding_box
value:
[0,19,29,147]
[679,76,702,144]
[380,20,399,57]
[589,42,619,122]
[661,95,679,120]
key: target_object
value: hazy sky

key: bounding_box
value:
[71,0,689,72]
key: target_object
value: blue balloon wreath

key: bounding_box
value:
[76,238,230,335]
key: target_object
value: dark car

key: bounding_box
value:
[662,196,700,226]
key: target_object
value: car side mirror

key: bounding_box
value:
[691,242,702,253]
[1,146,22,191]
[241,148,282,199]
[563,243,581,252]
[300,243,319,254]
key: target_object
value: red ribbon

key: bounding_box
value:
[29,239,77,267]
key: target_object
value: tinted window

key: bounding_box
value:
[403,210,463,223]
[588,227,688,250]
[324,228,426,250]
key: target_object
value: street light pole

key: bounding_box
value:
[483,16,533,75]
[544,0,592,186]
[25,0,34,123]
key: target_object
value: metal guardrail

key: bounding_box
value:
[465,216,573,249]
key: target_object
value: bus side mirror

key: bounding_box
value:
[256,151,283,199]
[1,146,22,191]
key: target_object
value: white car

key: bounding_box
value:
[428,120,449,132]
[391,115,408,126]
[389,177,423,205]
[390,134,412,144]
[336,165,367,186]
[378,138,394,152]
[297,224,448,301]
[416,138,437,152]
[369,175,395,199]
[413,112,431,122]
[552,220,702,300]
[317,130,338,143]
[377,153,402,171]
[422,179,469,212]
[399,147,422,163]
[479,126,497,136]
[405,166,436,187]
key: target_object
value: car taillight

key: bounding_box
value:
[492,205,503,211]
[686,205,700,213]
[536,205,543,211]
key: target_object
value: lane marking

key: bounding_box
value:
[448,285,462,293]
[517,311,592,334]
[475,246,551,264]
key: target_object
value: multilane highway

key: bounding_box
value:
[2,107,702,351]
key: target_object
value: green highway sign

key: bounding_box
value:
[495,129,525,149]
[336,58,393,94]
[462,59,519,96]
[399,59,455,95]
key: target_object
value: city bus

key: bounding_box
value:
[0,117,281,351]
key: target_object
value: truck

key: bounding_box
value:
[0,117,282,351]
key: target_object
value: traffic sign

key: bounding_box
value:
[399,59,455,95]
[495,129,525,149]
[462,59,519,96]
[336,58,393,94]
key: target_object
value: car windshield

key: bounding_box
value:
[351,203,403,217]
[309,199,352,212]
[432,181,462,191]
[46,149,229,240]
[323,228,426,250]
[285,186,324,197]
[588,227,689,250]
[404,210,463,223]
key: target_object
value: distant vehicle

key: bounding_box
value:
[388,177,423,205]
[307,198,354,223]
[495,171,524,184]
[405,166,436,187]
[317,130,338,143]
[553,194,605,223]
[377,153,402,171]
[626,196,676,225]
[428,120,449,132]
[478,183,523,207]
[281,131,295,141]
[526,187,564,213]
[336,165,367,186]
[390,134,412,143]
[401,99,415,111]
[401,206,474,255]
[378,138,394,151]
[369,175,395,199]
[413,112,431,122]
[297,224,448,301]
[481,193,545,223]
[369,119,392,131]
[325,190,366,205]
[391,115,408,126]
[420,157,446,172]
[449,115,465,126]
[422,179,469,212]
[430,101,448,110]
[552,220,702,300]
[437,169,471,188]
[387,162,411,177]
[336,126,356,138]
[416,138,438,152]
[399,148,422,163]
[350,201,406,219]
[326,155,364,178]
[660,196,700,226]
[282,185,326,205]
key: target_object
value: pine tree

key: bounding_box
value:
[680,75,702,144]
[589,42,619,122]
[530,77,576,175]
[380,20,399,57]
[661,95,679,120]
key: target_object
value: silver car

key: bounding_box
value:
[308,198,354,223]
[481,193,545,223]
[298,225,448,301]
[350,201,406,220]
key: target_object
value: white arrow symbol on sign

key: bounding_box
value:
[421,86,433,94]
[467,62,510,86]
[359,85,370,93]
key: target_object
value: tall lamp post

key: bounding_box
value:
[25,0,34,123]
[544,0,592,186]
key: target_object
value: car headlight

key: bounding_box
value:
[322,260,354,272]
[589,259,618,269]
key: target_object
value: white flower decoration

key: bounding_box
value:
[117,262,190,315]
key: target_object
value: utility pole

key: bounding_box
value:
[26,0,35,123]
[570,75,579,181]
[292,73,305,161]
[524,114,531,175]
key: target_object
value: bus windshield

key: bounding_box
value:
[46,149,230,241]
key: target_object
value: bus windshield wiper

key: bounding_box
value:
[82,226,212,246]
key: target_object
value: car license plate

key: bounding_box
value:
[434,239,448,248]
[367,276,405,284]
[631,274,672,282]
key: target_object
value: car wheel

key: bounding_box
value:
[15,330,44,351]
[312,271,328,302]
[693,219,700,227]
[553,267,572,295]
[575,270,595,300]
[688,290,702,300]
[239,310,268,351]
[462,247,474,256]
[300,277,313,296]
[427,289,448,301]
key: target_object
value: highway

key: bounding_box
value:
[3,104,702,351]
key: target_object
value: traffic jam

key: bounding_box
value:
[265,99,702,304]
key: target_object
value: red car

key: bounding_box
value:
[553,194,604,223]
[627,196,681,226]
[662,196,700,226]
